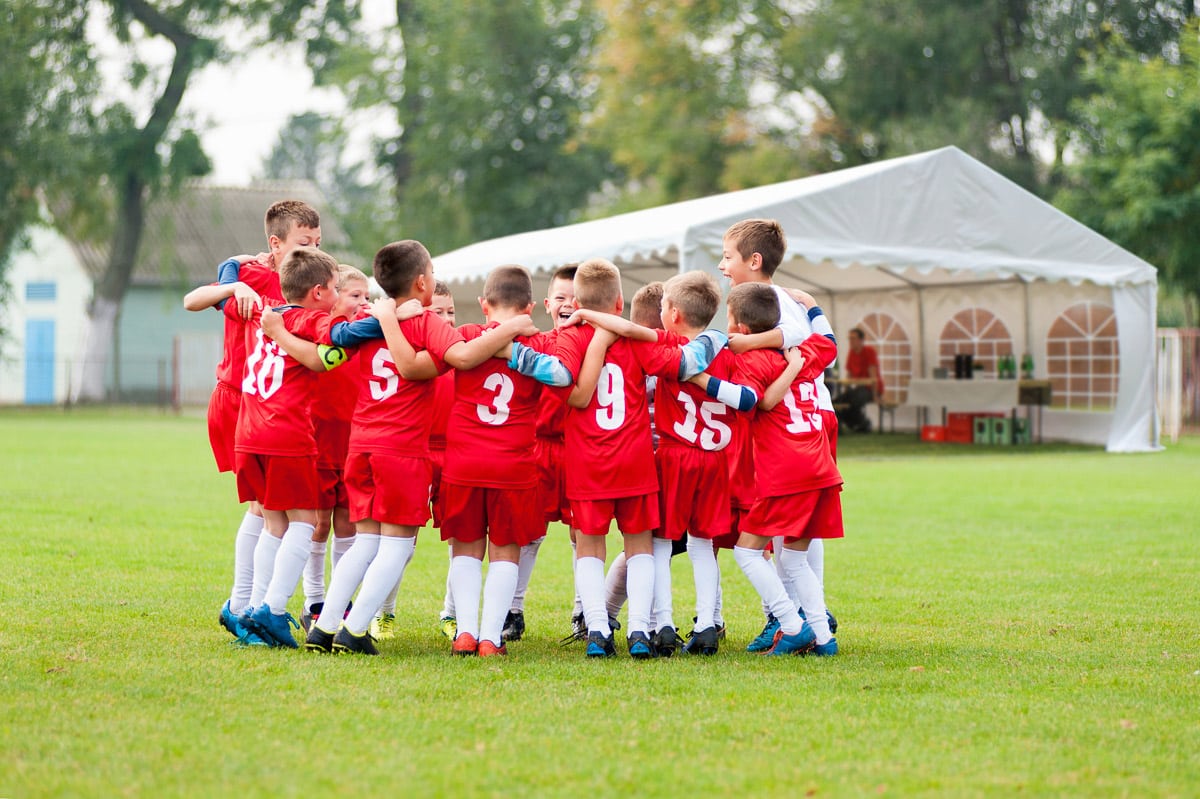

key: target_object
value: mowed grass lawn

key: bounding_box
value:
[2,408,1197,798]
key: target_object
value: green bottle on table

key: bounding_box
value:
[1021,352,1034,379]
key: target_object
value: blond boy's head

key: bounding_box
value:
[574,258,622,312]
[373,240,434,301]
[483,264,534,311]
[662,271,720,330]
[631,282,665,329]
[337,264,368,290]
[725,219,787,278]
[726,282,780,334]
[279,246,338,305]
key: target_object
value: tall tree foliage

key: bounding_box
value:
[372,0,612,253]
[0,0,96,341]
[1055,26,1200,317]
[66,0,356,401]
[773,0,1194,193]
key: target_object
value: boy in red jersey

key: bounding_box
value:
[304,241,535,655]
[374,281,458,642]
[725,282,842,656]
[569,272,758,657]
[507,258,727,658]
[182,200,325,644]
[234,248,349,648]
[300,265,370,631]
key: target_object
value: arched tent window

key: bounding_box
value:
[853,312,911,403]
[1046,302,1118,411]
[938,308,1014,378]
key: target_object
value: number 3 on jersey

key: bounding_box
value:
[476,372,514,425]
[595,363,626,431]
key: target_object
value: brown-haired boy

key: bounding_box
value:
[235,247,349,648]
[724,282,841,656]
[305,241,534,655]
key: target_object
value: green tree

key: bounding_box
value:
[260,111,395,267]
[64,0,357,401]
[774,0,1194,193]
[359,0,612,253]
[1055,27,1200,317]
[0,0,97,341]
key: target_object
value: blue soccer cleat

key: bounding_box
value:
[627,631,655,660]
[244,604,300,649]
[812,637,839,657]
[746,614,780,653]
[767,623,816,656]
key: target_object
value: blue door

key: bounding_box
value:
[25,319,55,404]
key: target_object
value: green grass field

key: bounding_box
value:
[2,408,1197,797]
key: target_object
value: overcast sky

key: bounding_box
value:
[91,2,398,186]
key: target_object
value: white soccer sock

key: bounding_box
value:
[230,512,263,612]
[714,561,725,626]
[575,556,610,636]
[779,547,832,644]
[480,560,519,646]
[449,555,483,640]
[571,539,584,615]
[511,536,544,612]
[625,553,655,636]
[380,570,401,616]
[315,533,380,635]
[263,522,315,614]
[687,536,719,632]
[734,546,803,635]
[331,533,355,569]
[604,550,628,620]
[440,548,456,618]
[344,536,415,635]
[249,530,282,608]
[773,536,801,608]
[651,538,675,631]
[303,539,327,611]
[807,538,825,585]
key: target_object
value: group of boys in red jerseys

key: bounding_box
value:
[188,200,844,658]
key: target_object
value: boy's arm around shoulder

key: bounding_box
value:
[566,309,657,341]
[443,314,539,371]
[371,299,441,380]
[759,348,805,411]
[567,326,618,408]
[686,351,758,412]
[506,329,574,388]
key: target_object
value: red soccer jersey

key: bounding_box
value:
[442,323,544,490]
[531,328,568,439]
[214,262,281,387]
[312,350,360,469]
[428,370,456,451]
[554,325,681,500]
[654,331,738,454]
[735,334,842,497]
[347,310,464,457]
[235,305,344,457]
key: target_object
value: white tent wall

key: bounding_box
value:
[434,146,1160,452]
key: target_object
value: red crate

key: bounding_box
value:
[921,425,947,442]
[947,412,974,438]
[946,425,975,444]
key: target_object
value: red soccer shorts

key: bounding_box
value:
[536,436,571,525]
[655,444,730,540]
[344,451,431,527]
[742,484,844,541]
[317,466,348,511]
[439,482,543,547]
[428,446,446,528]
[235,452,319,511]
[207,381,240,473]
[571,492,660,537]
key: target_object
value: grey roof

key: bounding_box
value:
[71,180,350,288]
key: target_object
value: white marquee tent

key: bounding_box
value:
[434,146,1159,452]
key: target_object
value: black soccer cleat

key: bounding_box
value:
[682,626,720,656]
[332,627,379,656]
[501,610,525,642]
[652,625,684,658]
[304,626,335,654]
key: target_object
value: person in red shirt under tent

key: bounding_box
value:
[838,326,885,433]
